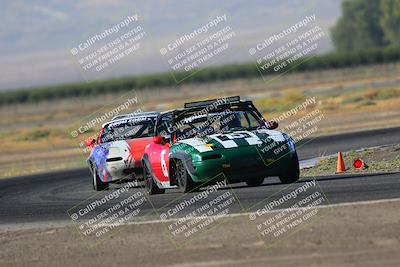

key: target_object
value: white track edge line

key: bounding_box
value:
[123,197,400,226]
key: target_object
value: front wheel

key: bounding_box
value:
[92,167,109,191]
[245,177,265,187]
[143,162,165,195]
[176,160,196,193]
[279,152,300,184]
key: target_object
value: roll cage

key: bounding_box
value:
[154,96,265,142]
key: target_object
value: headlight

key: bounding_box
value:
[286,137,295,151]
[108,147,121,154]
[191,153,202,162]
[282,133,294,150]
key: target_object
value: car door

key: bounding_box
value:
[146,114,173,184]
[147,142,170,184]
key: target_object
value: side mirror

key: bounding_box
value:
[153,136,166,144]
[265,121,279,130]
[85,137,96,148]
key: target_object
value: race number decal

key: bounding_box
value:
[210,134,238,148]
[216,133,250,141]
[160,149,169,178]
[211,131,262,147]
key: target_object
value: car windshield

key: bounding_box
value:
[175,110,263,140]
[100,117,156,143]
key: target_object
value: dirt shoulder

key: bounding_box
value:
[302,144,400,177]
[1,199,400,267]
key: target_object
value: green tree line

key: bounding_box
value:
[1,45,400,106]
[332,0,400,50]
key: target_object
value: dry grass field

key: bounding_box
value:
[1,63,400,178]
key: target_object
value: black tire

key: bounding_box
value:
[143,162,165,195]
[279,152,300,184]
[92,167,109,191]
[176,160,195,193]
[245,177,265,187]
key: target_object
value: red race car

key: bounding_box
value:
[86,111,159,191]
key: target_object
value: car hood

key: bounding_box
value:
[177,129,287,153]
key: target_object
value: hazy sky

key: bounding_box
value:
[0,0,341,90]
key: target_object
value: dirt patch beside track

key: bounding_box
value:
[1,199,400,267]
[302,144,400,177]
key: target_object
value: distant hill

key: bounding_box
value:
[0,0,341,90]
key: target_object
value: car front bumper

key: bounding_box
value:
[190,144,297,183]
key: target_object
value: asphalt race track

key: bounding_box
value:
[0,127,399,226]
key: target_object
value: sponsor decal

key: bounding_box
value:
[178,138,214,153]
[178,131,275,151]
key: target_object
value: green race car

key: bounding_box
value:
[142,96,299,194]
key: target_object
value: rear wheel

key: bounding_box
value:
[143,162,165,195]
[245,177,265,187]
[92,167,109,191]
[279,152,300,184]
[176,160,196,193]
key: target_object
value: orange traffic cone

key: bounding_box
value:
[336,152,346,173]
